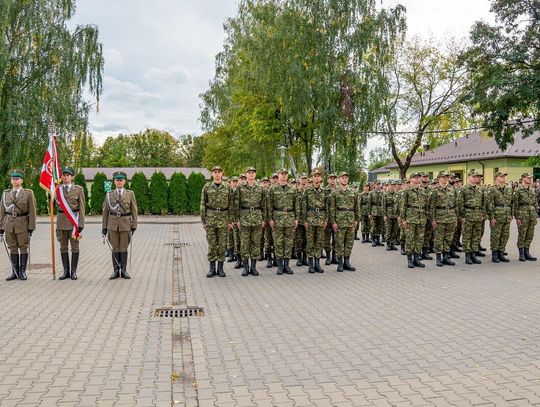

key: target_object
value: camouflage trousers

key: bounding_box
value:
[240,225,263,260]
[452,220,462,246]
[360,215,370,236]
[490,219,510,251]
[462,219,482,252]
[205,226,228,261]
[295,224,307,251]
[405,223,425,255]
[233,227,241,254]
[433,221,456,253]
[399,223,406,245]
[335,224,356,257]
[306,225,325,258]
[274,226,295,259]
[517,215,537,248]
[227,228,234,250]
[370,216,384,236]
[423,219,433,248]
[385,218,399,242]
[324,223,335,252]
[264,224,273,251]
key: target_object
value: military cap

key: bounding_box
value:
[211,166,223,172]
[409,172,422,179]
[290,179,297,184]
[454,177,462,182]
[9,169,24,178]
[261,177,269,182]
[338,171,349,177]
[230,176,238,181]
[327,173,337,179]
[239,174,247,179]
[245,166,256,173]
[299,173,308,179]
[311,169,322,177]
[494,171,508,177]
[271,173,278,178]
[113,171,127,180]
[62,166,75,176]
[521,172,533,178]
[420,172,429,177]
[437,171,450,178]
[278,168,289,174]
[468,169,481,176]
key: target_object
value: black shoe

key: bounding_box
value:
[325,253,332,265]
[331,251,338,264]
[119,252,130,279]
[400,245,406,255]
[283,259,294,274]
[361,234,367,243]
[59,252,71,280]
[276,259,284,275]
[18,253,28,280]
[70,252,79,280]
[524,248,537,261]
[343,256,356,271]
[479,245,487,251]
[471,252,481,264]
[217,261,226,277]
[371,235,377,247]
[436,253,443,267]
[6,254,19,281]
[336,257,344,272]
[475,250,486,257]
[242,259,249,276]
[376,236,384,246]
[110,252,120,279]
[234,256,243,269]
[519,247,526,261]
[465,252,473,265]
[498,250,509,262]
[413,254,425,268]
[314,258,324,273]
[442,252,455,266]
[390,242,398,250]
[308,258,315,273]
[296,251,303,266]
[206,261,216,278]
[272,255,278,267]
[227,253,236,263]
[407,254,414,268]
[491,251,500,263]
[266,250,273,268]
[354,233,360,240]
[449,246,460,259]
[258,249,265,261]
[302,252,309,266]
[421,249,433,260]
[291,249,298,259]
[250,259,259,276]
[386,242,391,251]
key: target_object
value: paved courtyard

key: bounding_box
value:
[0,216,539,406]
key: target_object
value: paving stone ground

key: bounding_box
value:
[0,216,539,406]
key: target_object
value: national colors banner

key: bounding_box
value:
[55,185,81,239]
[39,134,62,196]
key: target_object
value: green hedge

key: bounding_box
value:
[168,172,188,214]
[74,173,89,205]
[131,172,150,214]
[90,172,107,214]
[31,174,48,215]
[149,171,168,215]
[187,172,206,215]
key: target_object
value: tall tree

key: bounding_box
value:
[0,0,103,175]
[179,134,207,167]
[462,0,540,148]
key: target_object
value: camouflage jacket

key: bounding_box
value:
[200,182,233,228]
[457,185,486,221]
[382,191,397,218]
[513,186,538,219]
[486,185,513,222]
[358,191,370,216]
[428,185,457,223]
[268,184,299,227]
[328,186,359,227]
[368,190,384,216]
[301,186,327,226]
[399,187,427,224]
[234,183,266,226]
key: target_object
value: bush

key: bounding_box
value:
[130,172,150,214]
[74,173,89,205]
[187,172,206,215]
[168,172,188,214]
[90,172,107,214]
[149,171,168,215]
[30,174,48,215]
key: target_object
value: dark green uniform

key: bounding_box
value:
[399,176,428,268]
[368,189,384,245]
[513,177,538,261]
[486,183,513,261]
[323,183,337,263]
[382,189,399,250]
[457,181,486,263]
[429,183,457,265]
[358,190,370,243]
[301,184,327,273]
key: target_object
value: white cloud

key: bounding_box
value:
[104,48,124,68]
[143,65,190,85]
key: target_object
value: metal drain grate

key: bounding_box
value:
[152,307,205,318]
[164,242,190,248]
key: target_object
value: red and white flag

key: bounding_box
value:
[39,134,62,198]
[55,185,81,239]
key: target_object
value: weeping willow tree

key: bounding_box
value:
[0,0,103,177]
[200,0,406,178]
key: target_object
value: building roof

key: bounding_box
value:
[376,129,539,171]
[81,167,211,181]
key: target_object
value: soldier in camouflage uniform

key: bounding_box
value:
[450,176,463,256]
[259,177,270,261]
[264,175,277,268]
[486,172,513,263]
[396,181,408,255]
[457,170,486,265]
[226,177,239,263]
[328,172,359,272]
[429,172,457,267]
[368,181,384,247]
[358,184,371,243]
[294,174,309,266]
[268,169,299,275]
[234,167,266,276]
[382,181,399,250]
[420,173,434,260]
[324,174,338,265]
[477,175,488,253]
[399,172,428,268]
[200,166,233,278]
[513,172,538,261]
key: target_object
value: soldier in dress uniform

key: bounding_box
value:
[201,166,233,278]
[328,171,359,272]
[486,172,513,263]
[294,174,309,266]
[0,170,37,281]
[368,181,384,247]
[324,174,338,265]
[513,172,538,261]
[382,181,399,250]
[102,171,138,279]
[56,166,85,280]
[358,183,371,243]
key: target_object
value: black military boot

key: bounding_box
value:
[227,251,235,262]
[491,251,500,263]
[6,254,19,281]
[308,257,315,273]
[272,253,278,267]
[234,255,243,269]
[377,236,384,246]
[465,252,473,265]
[442,252,455,266]
[436,253,443,267]
[258,248,265,261]
[325,251,332,265]
[371,235,377,247]
[331,250,338,264]
[283,259,294,274]
[70,252,79,280]
[250,259,259,276]
[206,261,216,278]
[407,254,414,268]
[391,241,398,251]
[413,253,425,268]
[266,250,273,268]
[354,232,360,240]
[276,258,284,275]
[217,261,226,277]
[302,252,309,266]
[120,252,131,279]
[59,252,71,280]
[421,248,433,260]
[475,250,486,257]
[386,242,392,251]
[470,252,481,264]
[343,257,356,271]
[524,248,537,261]
[336,257,344,272]
[498,250,509,262]
[449,246,460,259]
[400,244,406,255]
[242,258,250,276]
[314,258,324,273]
[19,253,28,280]
[291,248,297,259]
[296,251,303,266]
[518,247,526,261]
[361,234,367,243]
[479,244,487,252]
[110,253,120,279]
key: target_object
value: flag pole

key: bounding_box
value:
[50,191,56,280]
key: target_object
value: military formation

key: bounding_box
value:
[201,167,538,277]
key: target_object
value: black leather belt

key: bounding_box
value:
[308,208,325,212]
[7,212,28,217]
[465,205,480,209]
[273,208,293,212]
[207,207,227,212]
[241,206,261,211]
[109,212,132,217]
[58,209,79,213]
[337,208,353,211]
[407,205,422,209]
[436,206,455,210]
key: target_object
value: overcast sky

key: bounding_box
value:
[71,0,495,144]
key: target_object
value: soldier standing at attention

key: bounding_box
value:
[486,172,513,263]
[324,174,338,265]
[329,172,359,272]
[382,181,399,250]
[358,183,371,243]
[102,171,138,279]
[368,181,384,247]
[301,169,327,273]
[201,166,233,278]
[56,167,85,280]
[235,167,265,276]
[226,177,239,263]
[264,176,277,268]
[513,172,538,261]
[396,181,408,255]
[420,173,434,260]
[429,172,457,267]
[258,177,270,261]
[457,170,485,265]
[268,169,299,275]
[399,172,427,269]
[450,176,464,255]
[0,170,37,281]
[295,174,309,266]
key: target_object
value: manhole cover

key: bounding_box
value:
[152,307,205,318]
